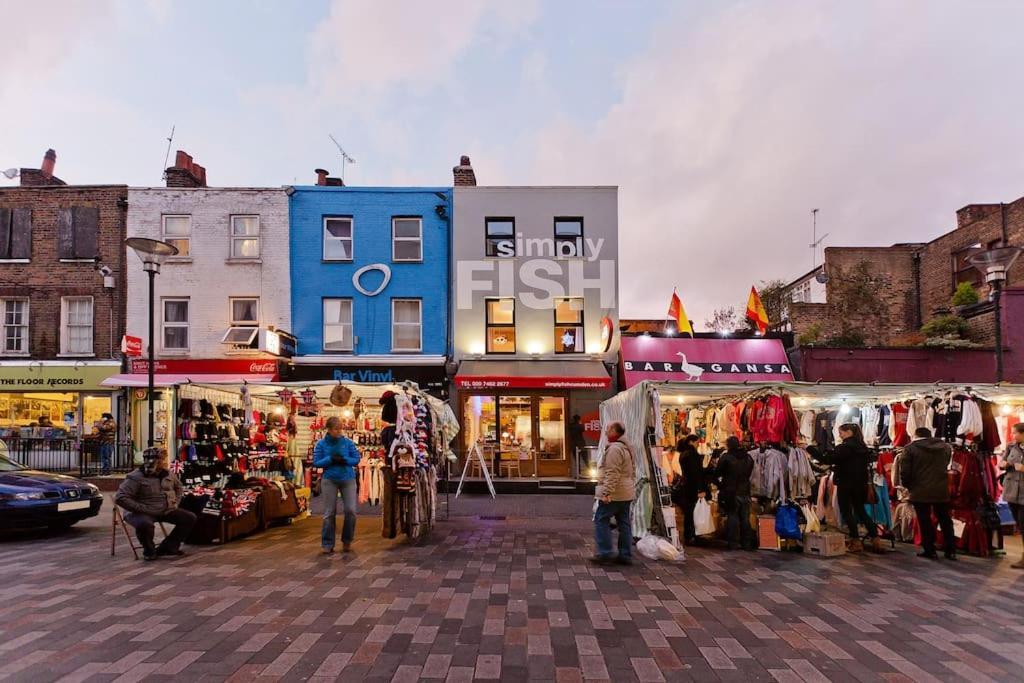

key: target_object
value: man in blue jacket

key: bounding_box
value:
[313,416,362,554]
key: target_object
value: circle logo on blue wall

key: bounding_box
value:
[352,264,392,296]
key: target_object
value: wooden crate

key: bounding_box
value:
[804,531,847,558]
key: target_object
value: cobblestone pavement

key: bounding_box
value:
[1,494,1023,682]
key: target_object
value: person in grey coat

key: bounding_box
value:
[591,422,636,566]
[998,422,1024,569]
[115,448,196,561]
[900,428,955,560]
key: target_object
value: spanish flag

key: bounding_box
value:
[746,286,769,334]
[667,289,694,337]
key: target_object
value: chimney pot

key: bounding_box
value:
[40,148,57,178]
[453,154,477,187]
[315,168,329,186]
[166,150,207,188]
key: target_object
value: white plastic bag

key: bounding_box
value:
[801,503,821,534]
[693,499,715,536]
[656,537,685,562]
[637,535,660,560]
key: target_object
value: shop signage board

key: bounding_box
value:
[0,363,122,392]
[129,359,281,378]
[121,335,143,357]
[258,330,297,358]
[286,363,447,392]
[454,376,611,390]
[621,337,794,387]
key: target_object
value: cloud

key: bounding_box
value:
[525,2,1024,326]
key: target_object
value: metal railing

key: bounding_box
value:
[0,437,133,477]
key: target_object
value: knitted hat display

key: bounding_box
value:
[379,391,398,424]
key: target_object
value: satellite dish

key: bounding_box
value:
[2,168,19,179]
[814,270,830,284]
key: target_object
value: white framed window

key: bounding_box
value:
[392,299,422,352]
[553,297,584,354]
[323,217,353,261]
[230,215,260,259]
[1,298,29,355]
[60,296,93,355]
[229,297,259,325]
[392,217,423,262]
[162,298,189,351]
[162,215,191,257]
[323,298,353,352]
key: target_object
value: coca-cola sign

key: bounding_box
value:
[129,358,280,379]
[249,361,277,373]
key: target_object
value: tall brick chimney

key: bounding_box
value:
[165,150,208,188]
[314,168,344,186]
[19,148,66,186]
[453,155,476,186]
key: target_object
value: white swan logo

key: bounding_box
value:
[352,264,392,296]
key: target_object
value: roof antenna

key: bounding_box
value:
[810,208,830,283]
[161,124,175,181]
[328,134,356,182]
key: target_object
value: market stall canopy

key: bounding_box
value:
[621,336,793,388]
[454,360,611,390]
[102,373,276,388]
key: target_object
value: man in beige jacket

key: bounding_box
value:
[592,421,637,565]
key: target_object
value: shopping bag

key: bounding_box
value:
[656,538,685,562]
[637,536,661,559]
[801,503,821,534]
[693,499,715,536]
[775,502,802,540]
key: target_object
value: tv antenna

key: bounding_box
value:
[809,208,829,269]
[328,134,356,182]
[161,124,175,180]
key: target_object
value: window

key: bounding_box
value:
[230,215,260,259]
[553,297,584,353]
[485,218,515,257]
[323,298,353,352]
[554,217,584,258]
[57,207,98,260]
[392,299,422,352]
[392,217,423,262]
[0,208,32,261]
[60,296,94,355]
[162,215,191,257]
[162,298,189,350]
[1,298,28,355]
[229,297,259,325]
[323,217,353,261]
[486,298,516,353]
[952,242,984,290]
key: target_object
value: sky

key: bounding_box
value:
[4,0,1024,326]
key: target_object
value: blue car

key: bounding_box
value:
[0,452,103,530]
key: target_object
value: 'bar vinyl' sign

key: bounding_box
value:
[621,337,794,387]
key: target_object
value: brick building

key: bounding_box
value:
[779,192,1024,382]
[0,150,127,461]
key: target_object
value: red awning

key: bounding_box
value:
[455,360,610,390]
[102,373,276,388]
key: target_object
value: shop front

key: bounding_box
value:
[0,361,123,473]
[453,360,612,480]
[284,357,449,398]
[620,336,794,387]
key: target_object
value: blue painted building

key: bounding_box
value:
[287,185,451,395]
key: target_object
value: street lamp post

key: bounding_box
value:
[968,245,1022,383]
[125,237,178,447]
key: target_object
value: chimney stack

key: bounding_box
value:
[165,150,208,188]
[313,168,344,186]
[453,155,476,186]
[19,148,66,186]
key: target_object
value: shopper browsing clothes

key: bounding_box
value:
[115,448,196,561]
[998,423,1024,569]
[674,434,709,546]
[901,427,956,560]
[314,416,362,554]
[830,424,882,553]
[716,436,756,551]
[591,421,636,566]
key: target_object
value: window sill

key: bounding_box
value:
[225,258,262,265]
[322,259,354,264]
[392,259,424,264]
[57,353,96,358]
[0,259,30,265]
[59,259,98,264]
[321,350,355,354]
[159,349,189,356]
[165,258,193,264]
[0,352,30,358]
[391,349,423,354]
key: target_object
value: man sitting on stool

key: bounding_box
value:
[115,447,196,561]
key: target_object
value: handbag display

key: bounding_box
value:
[330,384,353,407]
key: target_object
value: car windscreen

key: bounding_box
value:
[0,452,28,472]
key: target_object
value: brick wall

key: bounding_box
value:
[0,185,127,360]
[126,188,290,360]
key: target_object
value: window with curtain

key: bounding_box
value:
[230,215,260,259]
[392,299,422,352]
[162,215,191,257]
[323,217,354,261]
[61,296,93,355]
[162,299,189,350]
[323,298,353,351]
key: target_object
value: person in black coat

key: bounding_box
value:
[673,434,710,545]
[716,436,755,550]
[829,423,880,553]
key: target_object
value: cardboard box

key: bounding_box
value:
[804,531,847,558]
[758,515,780,551]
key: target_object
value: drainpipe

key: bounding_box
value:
[912,251,923,330]
[1001,203,1009,246]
